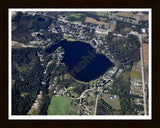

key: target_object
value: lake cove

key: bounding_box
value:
[46,40,114,82]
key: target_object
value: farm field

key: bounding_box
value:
[115,12,135,18]
[142,43,149,66]
[47,96,71,115]
[85,17,109,26]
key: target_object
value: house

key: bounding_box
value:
[109,95,117,100]
[109,96,114,100]
[141,28,146,33]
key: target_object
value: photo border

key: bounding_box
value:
[9,8,152,120]
[0,0,159,128]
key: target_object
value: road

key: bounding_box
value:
[70,88,94,100]
[94,87,100,115]
[138,34,147,115]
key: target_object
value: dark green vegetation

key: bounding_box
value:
[138,20,148,28]
[11,12,65,115]
[66,13,86,23]
[115,20,133,34]
[107,33,140,63]
[12,12,53,32]
[12,45,89,115]
[108,72,143,115]
[97,96,122,115]
[12,48,43,115]
[104,31,144,115]
[97,99,114,115]
[38,56,69,115]
[12,12,61,45]
[115,20,148,34]
[47,96,71,115]
[37,48,90,114]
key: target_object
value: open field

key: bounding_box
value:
[142,43,149,66]
[66,13,86,22]
[85,17,109,26]
[123,27,131,33]
[130,70,142,79]
[132,61,141,71]
[96,12,108,16]
[101,93,121,110]
[115,12,135,18]
[12,32,33,44]
[137,12,148,21]
[47,96,71,115]
[144,65,149,85]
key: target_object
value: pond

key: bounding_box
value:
[46,40,114,82]
[37,17,45,22]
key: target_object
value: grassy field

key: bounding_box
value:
[101,94,121,110]
[66,13,86,23]
[47,96,71,115]
[96,12,108,16]
[130,70,142,79]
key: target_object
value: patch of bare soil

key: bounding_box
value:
[85,17,109,26]
[142,43,149,66]
[116,12,135,18]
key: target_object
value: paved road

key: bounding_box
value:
[138,34,147,115]
[70,88,94,100]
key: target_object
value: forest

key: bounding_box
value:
[12,48,44,115]
[12,12,57,44]
[107,32,140,64]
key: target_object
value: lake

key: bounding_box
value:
[46,40,114,82]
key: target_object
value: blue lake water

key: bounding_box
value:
[46,40,114,82]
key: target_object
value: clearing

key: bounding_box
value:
[115,12,135,18]
[130,70,142,79]
[101,93,121,110]
[66,13,86,22]
[47,96,71,115]
[85,17,109,26]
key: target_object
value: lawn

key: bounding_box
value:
[47,96,71,115]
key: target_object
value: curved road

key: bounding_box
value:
[70,88,95,100]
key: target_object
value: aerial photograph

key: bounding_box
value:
[9,9,151,119]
